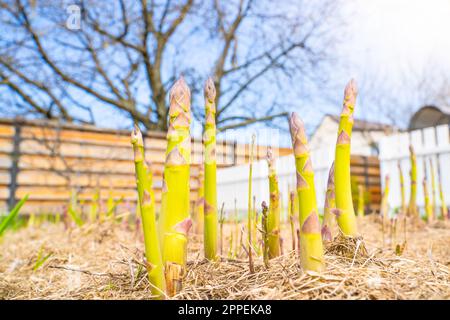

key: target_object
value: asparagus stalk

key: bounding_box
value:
[194,163,205,235]
[106,191,115,218]
[289,112,324,272]
[296,228,301,256]
[423,178,433,223]
[234,199,239,258]
[219,203,225,257]
[238,223,244,258]
[279,236,284,256]
[289,191,296,251]
[261,201,269,268]
[256,200,263,255]
[397,161,408,244]
[68,189,83,227]
[321,163,336,242]
[407,145,418,218]
[429,158,436,220]
[381,175,390,221]
[203,78,218,260]
[28,213,35,228]
[279,192,285,223]
[89,189,99,222]
[158,77,192,296]
[227,230,234,259]
[440,187,448,220]
[252,196,259,255]
[248,134,256,273]
[334,79,358,236]
[398,161,406,215]
[357,184,365,217]
[423,160,433,223]
[131,126,166,298]
[437,157,448,220]
[390,217,397,249]
[55,212,60,224]
[266,147,281,258]
[292,186,299,218]
[287,188,291,218]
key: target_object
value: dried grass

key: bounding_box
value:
[0,216,449,300]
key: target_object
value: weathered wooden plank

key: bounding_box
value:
[19,139,136,160]
[0,188,8,199]
[368,193,382,203]
[17,139,237,165]
[21,126,133,147]
[366,185,382,194]
[0,201,8,213]
[351,166,380,176]
[0,154,12,169]
[0,119,292,214]
[16,156,203,179]
[19,154,137,174]
[12,187,137,201]
[0,137,13,153]
[0,171,10,185]
[350,156,380,166]
[352,174,381,185]
[15,171,134,188]
[12,170,200,189]
[0,124,14,137]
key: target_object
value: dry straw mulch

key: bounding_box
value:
[0,216,449,300]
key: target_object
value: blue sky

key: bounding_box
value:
[340,0,450,119]
[218,0,450,147]
[3,0,450,148]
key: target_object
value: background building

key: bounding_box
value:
[309,114,399,156]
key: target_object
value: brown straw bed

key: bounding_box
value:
[1,215,448,300]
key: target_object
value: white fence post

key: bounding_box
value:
[218,124,450,220]
[379,124,450,216]
[217,145,335,219]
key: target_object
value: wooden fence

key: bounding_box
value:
[351,155,382,214]
[0,118,292,214]
[379,124,450,212]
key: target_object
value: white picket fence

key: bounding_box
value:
[217,123,450,219]
[217,145,336,219]
[379,124,450,215]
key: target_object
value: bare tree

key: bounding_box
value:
[0,0,343,132]
[357,57,450,129]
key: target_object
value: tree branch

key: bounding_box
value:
[217,42,304,117]
[16,1,153,128]
[217,112,288,132]
[0,71,51,117]
[213,0,253,105]
[163,0,194,39]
